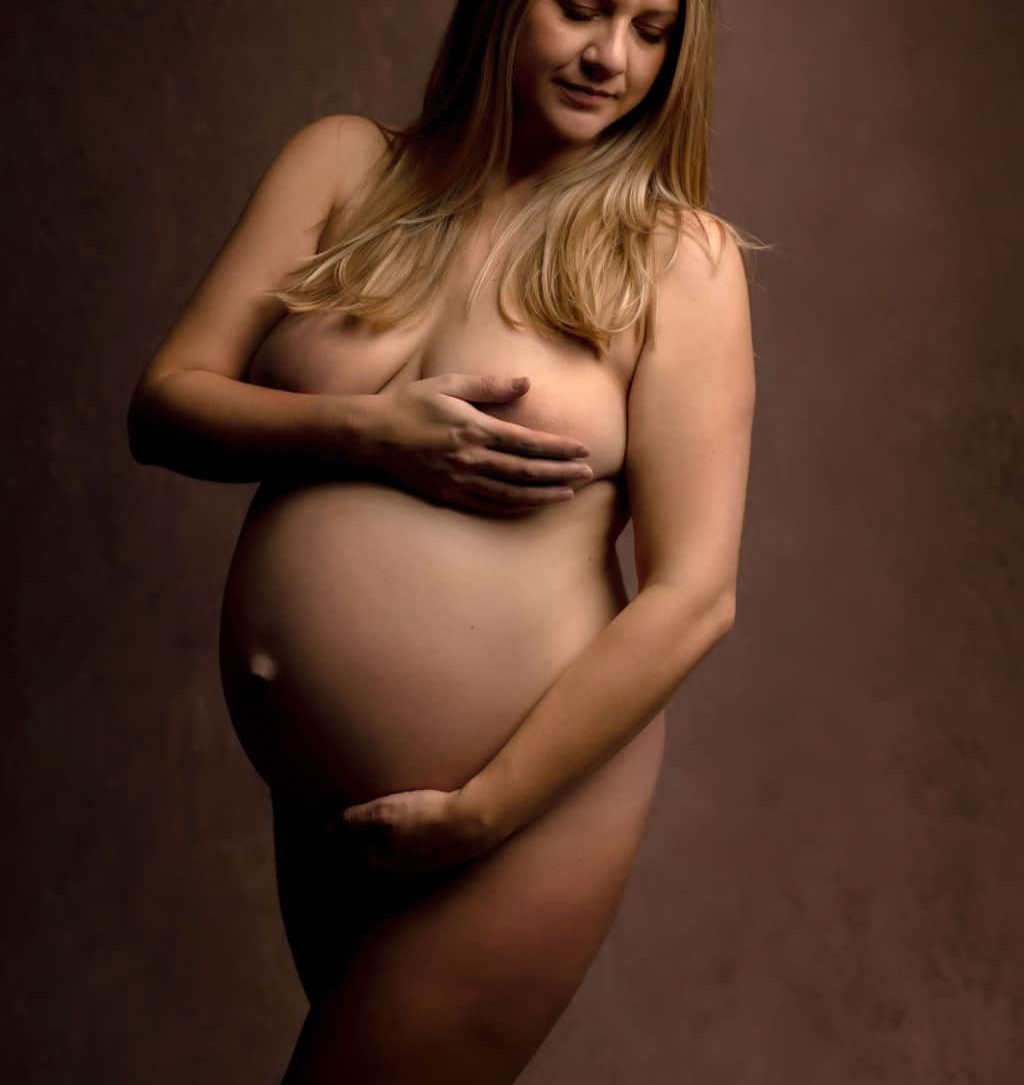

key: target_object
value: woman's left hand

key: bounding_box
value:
[325,785,498,875]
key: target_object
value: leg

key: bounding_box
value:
[271,790,360,1002]
[279,713,666,1084]
[272,790,453,1002]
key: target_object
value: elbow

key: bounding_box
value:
[713,590,738,638]
[686,587,735,644]
[699,584,741,644]
[646,579,737,643]
[126,407,152,465]
[127,430,157,467]
[126,401,155,466]
[126,379,169,465]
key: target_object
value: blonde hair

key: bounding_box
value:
[270,0,769,355]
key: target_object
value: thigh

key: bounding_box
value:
[290,713,666,1082]
[272,788,454,1001]
[271,790,356,1001]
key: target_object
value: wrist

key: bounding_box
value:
[312,393,386,468]
[454,773,514,851]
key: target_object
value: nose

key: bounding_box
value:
[580,20,628,80]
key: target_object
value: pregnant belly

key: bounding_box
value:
[218,476,629,809]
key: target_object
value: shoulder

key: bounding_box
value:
[337,114,393,206]
[641,208,749,342]
[331,113,393,167]
[636,207,753,389]
[283,113,389,158]
[653,207,746,289]
[280,113,391,207]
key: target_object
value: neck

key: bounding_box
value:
[485,112,593,201]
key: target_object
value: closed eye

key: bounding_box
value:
[561,4,604,23]
[637,26,668,44]
[560,4,669,45]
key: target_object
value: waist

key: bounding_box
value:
[224,473,630,645]
[249,468,626,572]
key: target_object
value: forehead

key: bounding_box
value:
[578,0,681,14]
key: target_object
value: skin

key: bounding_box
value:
[133,1,754,1080]
[504,0,680,182]
[339,0,692,867]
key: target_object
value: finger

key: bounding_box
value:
[474,448,594,486]
[455,473,577,506]
[434,372,533,404]
[340,804,394,835]
[340,803,376,824]
[476,418,590,461]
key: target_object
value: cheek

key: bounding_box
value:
[512,27,541,87]
[517,7,574,73]
[512,35,560,102]
[630,55,669,100]
[511,59,539,108]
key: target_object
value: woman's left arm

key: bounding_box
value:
[337,214,756,868]
[461,215,757,842]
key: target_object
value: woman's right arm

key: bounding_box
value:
[127,114,594,507]
[126,114,384,483]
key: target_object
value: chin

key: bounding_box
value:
[516,96,611,147]
[548,106,611,135]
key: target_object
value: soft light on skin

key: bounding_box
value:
[506,0,681,182]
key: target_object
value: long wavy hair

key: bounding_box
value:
[269,0,767,356]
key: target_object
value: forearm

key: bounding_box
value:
[462,583,736,842]
[126,369,382,483]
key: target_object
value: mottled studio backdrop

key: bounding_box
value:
[2,1,1021,1081]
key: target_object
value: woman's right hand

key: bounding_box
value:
[353,373,595,516]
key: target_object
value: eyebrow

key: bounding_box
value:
[606,1,681,19]
[573,0,682,23]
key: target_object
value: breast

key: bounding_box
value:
[247,305,633,484]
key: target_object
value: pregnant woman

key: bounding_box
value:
[127,0,758,1080]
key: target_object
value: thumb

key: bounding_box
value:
[439,373,530,403]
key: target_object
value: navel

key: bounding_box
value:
[247,649,279,683]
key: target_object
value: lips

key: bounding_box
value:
[556,79,614,99]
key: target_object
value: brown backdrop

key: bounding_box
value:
[3,1,1021,1081]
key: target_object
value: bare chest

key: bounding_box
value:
[247,223,645,484]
